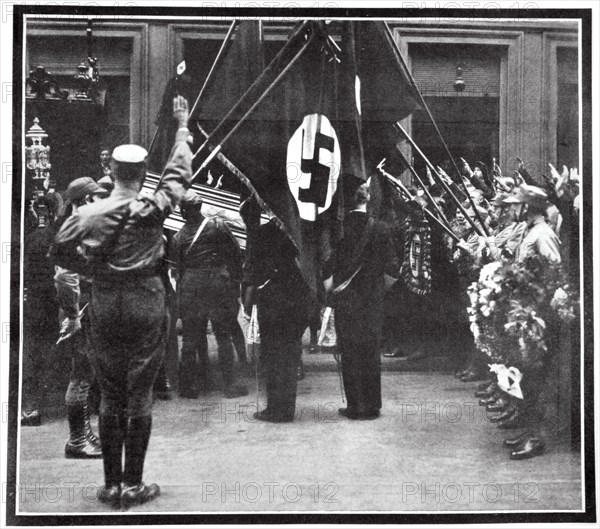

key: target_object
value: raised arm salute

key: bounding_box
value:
[53,96,192,509]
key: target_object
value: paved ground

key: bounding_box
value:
[16,345,583,515]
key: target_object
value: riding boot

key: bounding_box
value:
[97,414,126,508]
[65,404,102,459]
[121,416,160,508]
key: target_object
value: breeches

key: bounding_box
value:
[89,276,167,417]
[179,268,240,382]
[58,308,96,406]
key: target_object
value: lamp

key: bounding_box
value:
[74,61,93,100]
[73,18,100,100]
[454,64,466,93]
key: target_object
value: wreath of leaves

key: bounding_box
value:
[468,255,575,370]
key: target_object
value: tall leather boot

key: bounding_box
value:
[97,414,127,508]
[121,416,160,508]
[65,404,102,459]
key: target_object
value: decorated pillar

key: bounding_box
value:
[25,117,52,228]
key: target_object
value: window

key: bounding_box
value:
[409,43,503,176]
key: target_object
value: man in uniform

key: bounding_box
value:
[169,190,247,399]
[324,178,399,420]
[501,184,562,460]
[53,177,109,459]
[53,96,191,507]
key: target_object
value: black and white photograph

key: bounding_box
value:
[0,1,597,526]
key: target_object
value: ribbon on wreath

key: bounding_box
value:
[489,363,524,399]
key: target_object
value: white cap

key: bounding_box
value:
[112,144,148,164]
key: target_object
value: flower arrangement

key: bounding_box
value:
[550,285,578,323]
[468,256,576,369]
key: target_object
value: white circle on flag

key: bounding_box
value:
[286,113,340,222]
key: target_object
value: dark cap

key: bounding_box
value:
[65,177,108,202]
[342,173,368,205]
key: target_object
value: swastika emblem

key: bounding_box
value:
[287,113,340,222]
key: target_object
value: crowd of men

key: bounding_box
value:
[20,95,581,509]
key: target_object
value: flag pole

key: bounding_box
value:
[192,20,312,161]
[189,20,239,120]
[377,160,460,243]
[148,21,237,165]
[393,146,451,226]
[147,60,187,160]
[395,123,485,237]
[191,28,316,179]
[383,22,489,236]
[195,123,282,228]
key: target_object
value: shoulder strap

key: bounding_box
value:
[102,204,132,259]
[332,216,375,295]
[186,216,211,256]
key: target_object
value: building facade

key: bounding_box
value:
[25,16,579,204]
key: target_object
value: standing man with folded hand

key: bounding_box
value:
[53,96,192,508]
[324,177,399,421]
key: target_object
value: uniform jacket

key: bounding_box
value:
[54,129,192,279]
[516,217,562,264]
[170,216,242,280]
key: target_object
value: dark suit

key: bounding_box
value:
[330,211,399,416]
[244,220,315,421]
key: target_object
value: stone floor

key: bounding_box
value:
[16,348,583,516]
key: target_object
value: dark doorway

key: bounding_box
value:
[411,95,500,177]
[556,47,579,169]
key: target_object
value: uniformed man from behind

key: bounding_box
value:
[170,190,247,399]
[53,96,192,508]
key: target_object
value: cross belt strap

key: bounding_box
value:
[186,217,211,256]
[332,216,375,296]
